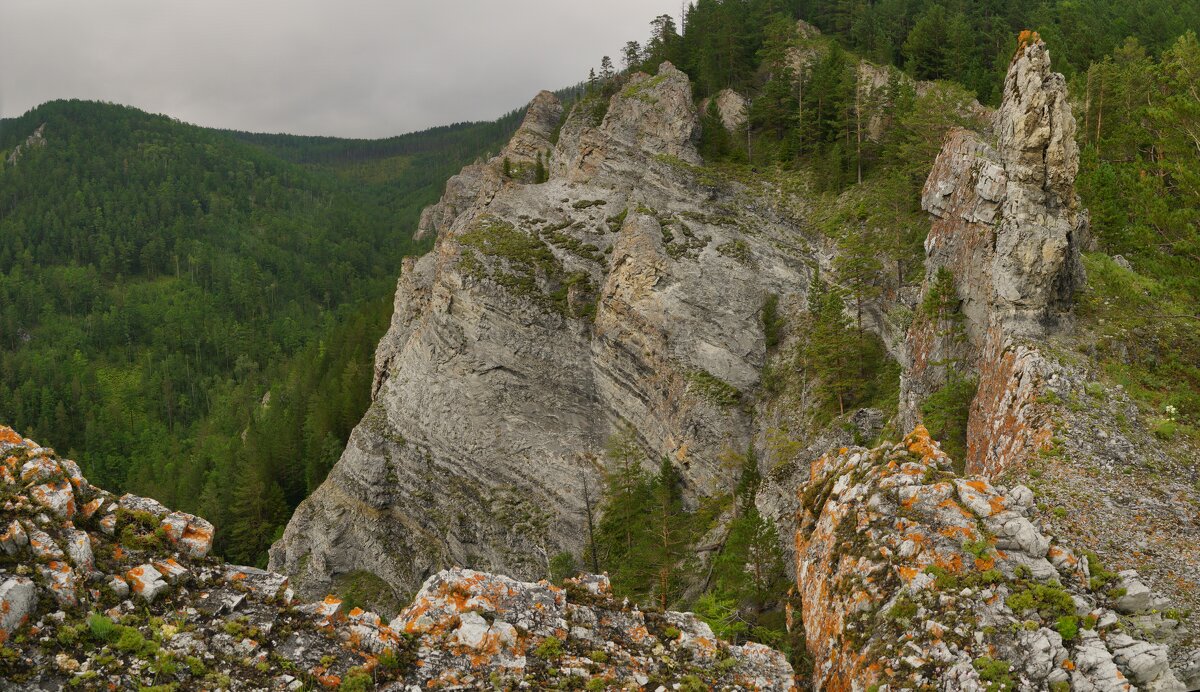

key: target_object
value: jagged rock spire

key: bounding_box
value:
[901,38,1087,476]
[995,39,1079,204]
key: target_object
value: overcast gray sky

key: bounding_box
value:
[1,0,682,138]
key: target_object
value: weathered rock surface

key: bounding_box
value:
[270,62,820,601]
[900,39,1086,476]
[795,426,1190,691]
[896,38,1200,666]
[0,424,793,689]
[701,88,749,133]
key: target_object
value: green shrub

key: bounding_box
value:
[686,370,742,408]
[1152,418,1178,440]
[921,376,977,468]
[1056,615,1079,640]
[973,655,1015,691]
[762,294,784,349]
[549,552,578,585]
[534,636,563,659]
[1005,583,1074,620]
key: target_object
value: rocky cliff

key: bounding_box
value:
[271,39,1200,690]
[899,38,1086,476]
[269,62,822,601]
[891,37,1200,683]
[0,424,794,689]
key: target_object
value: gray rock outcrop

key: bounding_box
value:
[270,63,820,601]
[899,39,1087,476]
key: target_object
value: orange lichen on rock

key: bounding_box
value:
[904,425,938,459]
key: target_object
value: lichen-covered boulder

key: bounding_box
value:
[388,568,796,690]
[795,426,1188,691]
[0,423,794,689]
[0,577,36,642]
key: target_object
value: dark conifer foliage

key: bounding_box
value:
[0,99,520,564]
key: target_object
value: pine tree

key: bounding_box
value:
[803,276,860,414]
[600,56,615,80]
[623,41,643,72]
[647,457,689,610]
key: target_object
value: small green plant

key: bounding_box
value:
[1005,583,1074,620]
[1056,615,1079,640]
[150,650,178,676]
[1152,418,1178,440]
[686,370,741,407]
[185,655,206,675]
[379,648,401,670]
[1084,550,1118,590]
[963,538,992,559]
[587,649,609,663]
[973,655,1016,691]
[1084,381,1106,398]
[663,626,682,640]
[341,668,374,692]
[887,594,918,623]
[534,635,563,659]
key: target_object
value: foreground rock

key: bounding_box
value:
[796,426,1191,691]
[0,424,793,689]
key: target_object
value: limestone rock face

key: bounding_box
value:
[0,423,792,689]
[794,427,1189,691]
[270,63,818,601]
[702,88,749,133]
[900,40,1086,476]
[415,90,561,241]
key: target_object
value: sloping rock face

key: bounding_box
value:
[0,424,793,689]
[900,40,1086,477]
[270,62,818,600]
[4,123,46,166]
[795,426,1192,691]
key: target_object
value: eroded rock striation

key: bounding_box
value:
[270,62,820,601]
[795,426,1191,691]
[0,424,794,689]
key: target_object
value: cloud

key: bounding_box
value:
[0,0,682,137]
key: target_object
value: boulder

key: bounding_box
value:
[0,577,37,642]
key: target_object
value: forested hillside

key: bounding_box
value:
[0,100,522,564]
